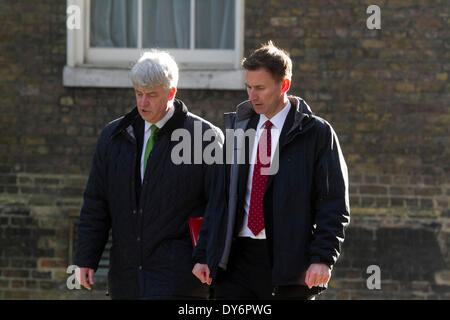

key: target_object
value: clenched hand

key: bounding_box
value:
[77,267,95,290]
[305,263,331,289]
[192,263,212,285]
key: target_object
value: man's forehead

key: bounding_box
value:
[244,78,273,87]
[134,85,163,93]
[245,68,279,85]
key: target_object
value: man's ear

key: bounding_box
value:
[168,87,177,100]
[281,78,291,94]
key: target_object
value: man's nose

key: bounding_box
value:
[248,89,258,101]
[141,95,149,105]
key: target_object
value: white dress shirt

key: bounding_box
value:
[239,101,291,239]
[140,104,175,182]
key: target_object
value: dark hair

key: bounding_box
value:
[242,41,292,82]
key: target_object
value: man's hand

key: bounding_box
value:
[305,263,331,289]
[192,263,212,285]
[77,267,95,290]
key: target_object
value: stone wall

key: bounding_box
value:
[0,0,448,299]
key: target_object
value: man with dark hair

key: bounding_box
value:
[192,41,350,300]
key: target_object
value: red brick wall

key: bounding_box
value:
[0,0,448,299]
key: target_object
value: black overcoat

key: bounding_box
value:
[75,99,223,299]
[194,96,350,291]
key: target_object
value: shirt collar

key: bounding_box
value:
[258,100,291,130]
[144,102,175,132]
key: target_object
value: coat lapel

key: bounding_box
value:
[237,113,259,209]
[264,102,296,193]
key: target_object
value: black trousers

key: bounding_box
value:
[212,237,318,300]
[136,269,210,300]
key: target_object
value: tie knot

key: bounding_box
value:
[150,124,158,134]
[264,120,273,130]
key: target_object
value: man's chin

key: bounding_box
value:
[252,104,265,114]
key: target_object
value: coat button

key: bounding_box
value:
[139,266,142,270]
[137,237,141,242]
[132,210,136,215]
[139,209,143,214]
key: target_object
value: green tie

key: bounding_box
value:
[144,124,158,173]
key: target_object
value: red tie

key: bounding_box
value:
[248,120,273,236]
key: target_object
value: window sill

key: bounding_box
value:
[63,66,245,90]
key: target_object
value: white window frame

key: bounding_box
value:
[64,0,245,89]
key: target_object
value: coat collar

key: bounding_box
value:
[111,99,188,140]
[233,95,315,134]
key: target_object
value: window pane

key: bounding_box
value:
[90,0,138,48]
[195,0,235,49]
[142,0,191,49]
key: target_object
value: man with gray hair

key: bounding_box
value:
[74,49,223,299]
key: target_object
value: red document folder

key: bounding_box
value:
[188,217,203,247]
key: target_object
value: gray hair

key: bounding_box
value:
[130,50,179,91]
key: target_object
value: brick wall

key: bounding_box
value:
[0,0,448,299]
